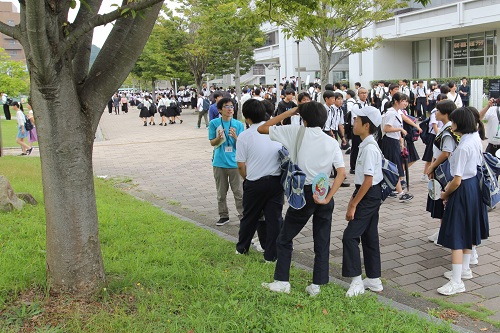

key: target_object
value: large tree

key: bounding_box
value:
[262,0,405,88]
[0,0,163,296]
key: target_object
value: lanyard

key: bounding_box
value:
[220,118,233,147]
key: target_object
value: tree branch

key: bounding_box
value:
[0,21,20,40]
[63,0,163,53]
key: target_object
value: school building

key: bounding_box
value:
[245,0,499,89]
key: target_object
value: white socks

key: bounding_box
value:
[352,275,363,284]
[472,246,477,258]
[451,264,462,284]
[462,254,471,272]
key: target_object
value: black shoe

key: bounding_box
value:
[164,123,167,126]
[180,120,183,124]
[27,147,33,155]
[349,169,355,175]
[152,122,156,125]
[144,122,147,126]
[345,147,351,155]
[216,217,230,226]
[340,180,351,187]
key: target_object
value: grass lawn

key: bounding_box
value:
[0,156,454,332]
[0,118,38,149]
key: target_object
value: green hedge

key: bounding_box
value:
[371,76,500,95]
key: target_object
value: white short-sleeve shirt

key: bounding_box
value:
[383,108,402,140]
[269,125,345,185]
[355,135,383,185]
[236,122,282,181]
[449,132,482,180]
[483,106,500,145]
[432,122,457,159]
[428,110,443,135]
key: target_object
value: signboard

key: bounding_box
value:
[489,79,500,98]
[453,39,485,58]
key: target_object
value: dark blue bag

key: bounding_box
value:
[479,152,500,209]
[367,142,399,202]
[280,127,306,209]
[434,159,453,189]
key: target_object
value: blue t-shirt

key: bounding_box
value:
[209,103,220,121]
[208,118,245,168]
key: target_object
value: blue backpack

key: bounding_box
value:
[202,98,211,111]
[367,142,399,202]
[478,152,500,209]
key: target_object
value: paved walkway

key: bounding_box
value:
[89,106,500,328]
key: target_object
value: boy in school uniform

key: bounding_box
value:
[341,106,384,297]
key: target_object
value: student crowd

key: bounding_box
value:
[205,78,498,298]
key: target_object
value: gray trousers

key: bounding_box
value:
[213,167,243,218]
[197,110,208,127]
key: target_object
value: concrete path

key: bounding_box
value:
[87,106,500,328]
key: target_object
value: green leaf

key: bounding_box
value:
[69,0,77,9]
[121,7,131,15]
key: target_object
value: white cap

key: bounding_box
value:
[353,106,382,127]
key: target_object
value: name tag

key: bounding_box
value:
[225,146,233,153]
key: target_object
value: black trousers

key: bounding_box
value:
[342,184,382,278]
[350,135,362,172]
[462,100,469,107]
[3,104,11,120]
[415,97,427,119]
[236,176,284,261]
[274,186,334,285]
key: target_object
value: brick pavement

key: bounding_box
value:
[91,106,500,324]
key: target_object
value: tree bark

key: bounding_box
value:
[319,47,331,94]
[31,62,105,295]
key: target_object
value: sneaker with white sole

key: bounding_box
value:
[444,269,473,280]
[262,280,290,294]
[346,280,365,297]
[363,278,383,292]
[427,230,439,242]
[305,284,321,297]
[420,174,428,182]
[437,280,465,295]
[399,193,414,202]
[216,217,230,226]
[470,251,479,265]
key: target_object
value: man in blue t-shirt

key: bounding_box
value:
[209,91,224,121]
[208,97,245,226]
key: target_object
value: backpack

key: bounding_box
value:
[478,152,500,209]
[202,98,210,111]
[343,102,361,140]
[24,115,34,131]
[419,110,436,143]
[403,115,419,142]
[137,102,144,109]
[366,142,399,202]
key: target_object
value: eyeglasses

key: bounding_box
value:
[223,105,234,109]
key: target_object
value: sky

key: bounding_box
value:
[8,0,162,48]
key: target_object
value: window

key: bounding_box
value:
[412,40,431,78]
[9,50,17,56]
[440,31,497,77]
[264,31,278,47]
[9,40,16,45]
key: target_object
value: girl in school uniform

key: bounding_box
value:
[380,92,413,201]
[420,95,445,182]
[258,101,346,296]
[437,107,489,296]
[341,106,384,297]
[425,99,458,243]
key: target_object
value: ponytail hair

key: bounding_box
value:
[467,107,486,140]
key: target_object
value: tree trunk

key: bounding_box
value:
[319,47,330,94]
[234,54,242,121]
[31,63,105,296]
[151,79,156,101]
[196,76,203,96]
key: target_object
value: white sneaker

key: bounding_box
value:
[346,280,365,297]
[305,284,321,297]
[251,238,265,253]
[437,280,465,296]
[443,269,473,280]
[427,230,439,242]
[262,280,290,294]
[235,250,242,255]
[470,251,479,265]
[420,174,428,182]
[363,278,383,292]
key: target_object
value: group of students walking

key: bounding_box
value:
[206,80,494,298]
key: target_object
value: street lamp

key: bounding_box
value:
[295,40,301,93]
[171,77,180,93]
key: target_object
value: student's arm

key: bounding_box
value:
[401,114,422,133]
[441,175,461,201]
[345,175,373,221]
[339,125,346,144]
[313,167,346,205]
[384,124,407,136]
[432,123,439,134]
[258,107,298,134]
[479,98,494,120]
[237,162,246,179]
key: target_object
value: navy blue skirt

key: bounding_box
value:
[422,133,436,162]
[437,176,489,250]
[426,196,444,219]
[381,135,404,177]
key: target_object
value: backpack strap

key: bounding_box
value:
[292,126,306,163]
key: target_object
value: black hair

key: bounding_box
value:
[439,84,450,94]
[242,99,266,123]
[12,101,19,108]
[325,83,334,91]
[333,92,343,100]
[297,92,311,103]
[436,93,447,102]
[323,90,335,101]
[403,79,408,84]
[216,97,233,110]
[334,83,341,90]
[461,77,467,81]
[385,92,407,111]
[341,83,348,89]
[254,88,261,95]
[261,99,274,120]
[447,81,456,89]
[298,101,327,128]
[284,88,295,95]
[418,80,423,84]
[467,107,486,140]
[449,107,485,139]
[358,116,378,135]
[346,89,356,99]
[355,82,361,87]
[389,84,399,93]
[213,91,223,99]
[435,100,456,116]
